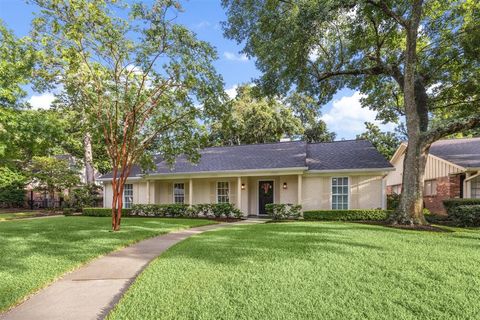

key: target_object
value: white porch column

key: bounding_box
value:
[237,176,242,210]
[189,178,193,206]
[146,180,150,204]
[381,177,387,209]
[297,174,302,205]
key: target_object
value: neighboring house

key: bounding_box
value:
[99,140,393,216]
[386,137,480,214]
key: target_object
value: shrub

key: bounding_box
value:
[387,193,401,210]
[67,185,103,210]
[303,209,390,221]
[211,203,235,218]
[443,199,480,215]
[83,208,133,217]
[449,205,480,227]
[192,204,212,217]
[130,204,189,217]
[62,208,76,216]
[266,204,302,220]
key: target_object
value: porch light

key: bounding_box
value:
[241,183,245,190]
[283,182,287,189]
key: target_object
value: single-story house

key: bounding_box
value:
[386,137,480,214]
[99,140,394,216]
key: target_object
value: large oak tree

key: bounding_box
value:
[33,0,225,230]
[222,0,480,225]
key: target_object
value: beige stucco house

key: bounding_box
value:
[386,137,480,214]
[99,140,393,216]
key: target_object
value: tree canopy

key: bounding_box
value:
[222,0,480,224]
[357,122,401,159]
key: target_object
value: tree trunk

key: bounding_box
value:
[83,132,95,184]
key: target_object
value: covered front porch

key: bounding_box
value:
[105,171,304,216]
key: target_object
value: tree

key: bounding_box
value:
[209,84,302,145]
[28,156,80,207]
[33,0,225,230]
[0,20,35,108]
[222,0,480,225]
[286,92,335,142]
[357,122,401,159]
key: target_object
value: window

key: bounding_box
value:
[332,177,348,210]
[123,184,133,208]
[424,179,437,196]
[391,184,402,195]
[173,183,185,204]
[471,177,480,199]
[217,181,230,203]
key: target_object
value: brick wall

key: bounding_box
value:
[424,175,462,215]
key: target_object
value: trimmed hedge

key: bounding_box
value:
[443,199,480,215]
[131,203,243,219]
[303,209,390,221]
[82,208,133,217]
[449,205,480,227]
[265,204,302,220]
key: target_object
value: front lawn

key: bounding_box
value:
[0,216,216,312]
[0,212,42,221]
[109,222,480,320]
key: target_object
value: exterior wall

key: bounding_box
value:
[423,175,462,214]
[386,151,463,187]
[102,173,386,213]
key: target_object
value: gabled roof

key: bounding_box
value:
[429,137,480,168]
[99,139,393,179]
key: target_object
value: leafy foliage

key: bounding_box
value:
[66,184,103,210]
[357,122,401,159]
[265,203,302,220]
[303,209,390,221]
[449,205,480,227]
[209,85,302,145]
[0,167,26,207]
[27,156,80,195]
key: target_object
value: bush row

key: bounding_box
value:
[265,204,302,220]
[82,208,133,216]
[448,205,480,227]
[303,209,390,221]
[443,198,480,213]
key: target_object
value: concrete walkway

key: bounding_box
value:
[1,219,264,320]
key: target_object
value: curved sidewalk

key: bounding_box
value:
[1,220,263,320]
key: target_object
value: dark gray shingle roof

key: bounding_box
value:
[429,137,480,168]
[307,140,393,171]
[100,140,392,179]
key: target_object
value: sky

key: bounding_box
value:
[0,0,396,139]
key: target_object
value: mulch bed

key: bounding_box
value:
[354,220,452,232]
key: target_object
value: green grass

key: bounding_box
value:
[0,212,40,221]
[109,222,480,320]
[0,216,215,312]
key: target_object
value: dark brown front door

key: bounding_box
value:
[258,181,274,215]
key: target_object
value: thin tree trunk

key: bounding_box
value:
[83,131,95,184]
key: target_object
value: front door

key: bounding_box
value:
[258,181,274,215]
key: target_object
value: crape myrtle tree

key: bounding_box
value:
[33,0,226,230]
[222,0,480,225]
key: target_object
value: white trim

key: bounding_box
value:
[427,153,466,172]
[257,179,276,216]
[215,180,230,204]
[98,176,142,182]
[390,143,407,163]
[331,176,350,210]
[381,177,386,209]
[465,171,480,182]
[307,168,394,174]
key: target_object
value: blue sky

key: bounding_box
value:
[0,0,395,139]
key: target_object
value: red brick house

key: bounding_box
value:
[386,138,480,214]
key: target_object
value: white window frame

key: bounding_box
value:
[424,179,437,196]
[216,181,230,203]
[123,184,133,209]
[173,183,185,204]
[392,184,402,195]
[331,177,349,210]
[471,176,480,199]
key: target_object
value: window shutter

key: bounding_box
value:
[229,180,236,205]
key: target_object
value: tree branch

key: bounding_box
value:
[365,0,407,27]
[422,114,480,147]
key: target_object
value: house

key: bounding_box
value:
[99,140,394,216]
[386,137,480,214]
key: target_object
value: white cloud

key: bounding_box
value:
[223,51,249,62]
[28,93,55,110]
[321,91,396,139]
[194,20,211,29]
[225,85,238,99]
